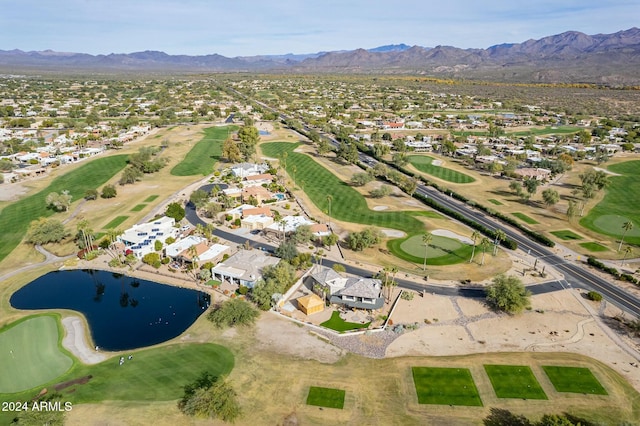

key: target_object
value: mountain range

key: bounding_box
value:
[1,29,640,85]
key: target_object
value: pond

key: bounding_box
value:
[10,269,210,351]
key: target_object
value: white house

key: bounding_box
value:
[306,265,384,310]
[230,162,269,178]
[118,216,179,259]
[211,249,279,288]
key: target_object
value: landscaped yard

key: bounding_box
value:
[411,367,482,406]
[483,365,547,399]
[512,212,540,224]
[170,126,235,176]
[306,386,345,409]
[542,366,608,395]
[579,242,609,252]
[550,230,584,241]
[320,311,370,332]
[407,155,475,184]
[103,215,129,229]
[580,160,640,245]
[261,142,471,265]
[0,154,128,263]
[0,315,73,393]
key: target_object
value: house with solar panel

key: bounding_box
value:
[117,216,179,259]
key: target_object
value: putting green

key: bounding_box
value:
[592,215,640,238]
[400,235,464,259]
[0,316,73,393]
[580,161,640,245]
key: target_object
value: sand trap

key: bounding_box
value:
[431,159,443,166]
[382,229,406,238]
[432,229,474,244]
[62,316,107,365]
[373,205,389,211]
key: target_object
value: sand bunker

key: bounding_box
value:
[382,229,406,237]
[432,229,474,244]
[373,205,389,211]
[431,159,443,166]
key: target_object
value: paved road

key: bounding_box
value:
[186,200,565,301]
[223,89,640,315]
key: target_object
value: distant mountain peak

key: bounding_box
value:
[367,43,413,53]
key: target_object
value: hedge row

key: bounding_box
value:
[587,256,639,285]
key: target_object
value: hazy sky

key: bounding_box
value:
[2,0,638,56]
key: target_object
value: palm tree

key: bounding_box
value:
[326,195,333,229]
[422,232,433,271]
[622,245,633,266]
[618,221,634,252]
[469,230,481,263]
[493,229,506,256]
[480,237,491,266]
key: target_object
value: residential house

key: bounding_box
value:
[241,206,274,230]
[306,265,384,310]
[118,216,179,259]
[243,173,273,187]
[211,249,279,288]
[230,162,269,178]
[241,185,272,204]
[514,167,552,181]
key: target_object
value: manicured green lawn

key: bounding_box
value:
[130,204,147,212]
[103,215,129,229]
[393,234,473,266]
[0,155,128,262]
[0,342,234,404]
[171,126,235,176]
[261,142,470,265]
[407,155,475,184]
[483,365,547,399]
[144,195,159,202]
[320,311,370,333]
[412,367,482,406]
[488,199,503,206]
[512,212,539,224]
[306,386,345,409]
[0,315,73,393]
[579,242,609,252]
[542,366,608,395]
[551,230,584,241]
[580,161,640,245]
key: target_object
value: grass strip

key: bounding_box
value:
[306,386,345,409]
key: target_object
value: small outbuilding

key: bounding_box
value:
[297,294,325,315]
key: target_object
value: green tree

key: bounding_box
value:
[469,230,481,263]
[485,274,531,314]
[46,190,72,212]
[119,166,143,185]
[346,227,383,251]
[165,202,186,221]
[26,218,69,245]
[566,200,578,220]
[523,179,540,199]
[84,188,99,200]
[350,172,373,186]
[370,185,392,198]
[323,232,339,247]
[222,137,242,163]
[207,298,259,328]
[275,240,298,261]
[332,263,346,273]
[422,232,433,271]
[101,184,117,199]
[493,229,506,256]
[618,221,634,252]
[178,372,241,422]
[292,224,313,245]
[480,237,491,266]
[190,189,210,209]
[237,125,259,160]
[542,188,560,208]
